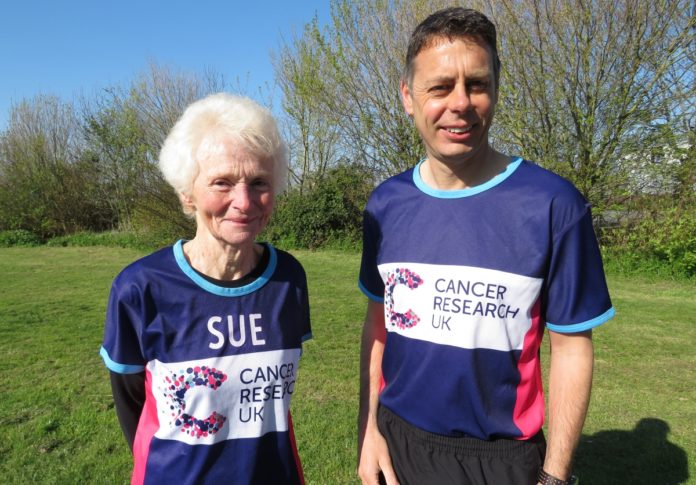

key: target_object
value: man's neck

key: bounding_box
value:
[420,148,511,191]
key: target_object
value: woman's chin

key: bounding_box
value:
[217,226,264,247]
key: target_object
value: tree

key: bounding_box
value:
[489,0,695,212]
[273,20,342,192]
[273,0,452,179]
[275,0,694,214]
[0,95,111,237]
[81,63,227,237]
[81,92,149,227]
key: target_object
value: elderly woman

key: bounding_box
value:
[100,93,311,484]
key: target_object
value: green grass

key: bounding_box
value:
[0,247,694,484]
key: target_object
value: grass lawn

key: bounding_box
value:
[0,247,693,484]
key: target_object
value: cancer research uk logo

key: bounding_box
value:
[162,366,228,438]
[385,268,424,329]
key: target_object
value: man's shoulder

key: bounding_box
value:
[375,166,416,190]
[514,160,588,205]
[516,160,579,191]
[367,166,418,205]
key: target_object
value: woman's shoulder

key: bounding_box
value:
[113,245,176,286]
[266,244,307,280]
[269,245,303,268]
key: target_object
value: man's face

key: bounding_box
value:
[401,37,498,168]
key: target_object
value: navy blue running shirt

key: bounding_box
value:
[101,241,311,485]
[359,158,614,441]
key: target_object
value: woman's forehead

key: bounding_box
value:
[197,136,272,176]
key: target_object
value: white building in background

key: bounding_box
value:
[619,137,693,195]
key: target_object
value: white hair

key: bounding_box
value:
[159,93,287,214]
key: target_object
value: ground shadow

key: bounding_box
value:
[574,418,689,484]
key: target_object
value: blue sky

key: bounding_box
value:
[0,0,331,130]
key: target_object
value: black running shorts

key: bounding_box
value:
[377,405,546,485]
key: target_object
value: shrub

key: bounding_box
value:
[263,164,374,250]
[604,201,696,278]
[0,229,43,247]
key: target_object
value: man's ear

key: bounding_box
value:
[400,79,414,117]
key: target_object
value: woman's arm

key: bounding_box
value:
[109,371,146,452]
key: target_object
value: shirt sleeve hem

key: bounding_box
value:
[100,347,146,374]
[546,307,615,333]
[359,280,384,302]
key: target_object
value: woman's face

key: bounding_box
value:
[187,133,275,247]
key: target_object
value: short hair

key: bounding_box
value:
[404,7,501,87]
[159,92,287,215]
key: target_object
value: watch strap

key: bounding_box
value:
[537,468,578,485]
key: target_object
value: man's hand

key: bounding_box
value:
[357,300,399,485]
[357,419,399,485]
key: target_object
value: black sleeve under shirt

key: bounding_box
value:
[110,371,145,452]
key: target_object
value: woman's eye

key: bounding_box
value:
[252,179,271,190]
[213,180,231,189]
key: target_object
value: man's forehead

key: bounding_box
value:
[411,37,494,74]
[417,34,490,56]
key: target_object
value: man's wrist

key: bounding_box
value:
[537,468,578,485]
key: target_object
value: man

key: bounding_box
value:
[357,7,614,485]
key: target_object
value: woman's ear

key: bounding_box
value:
[180,192,195,211]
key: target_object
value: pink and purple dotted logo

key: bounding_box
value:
[163,365,228,438]
[385,268,423,329]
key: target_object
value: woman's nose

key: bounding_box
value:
[231,184,252,211]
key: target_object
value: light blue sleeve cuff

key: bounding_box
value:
[100,346,145,374]
[547,307,616,333]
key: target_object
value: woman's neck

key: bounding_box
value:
[183,235,262,281]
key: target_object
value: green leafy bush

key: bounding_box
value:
[45,229,184,252]
[0,229,43,247]
[263,164,374,250]
[604,202,696,278]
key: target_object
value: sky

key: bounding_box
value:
[0,0,331,130]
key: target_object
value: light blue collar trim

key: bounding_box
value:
[413,157,523,198]
[173,239,276,297]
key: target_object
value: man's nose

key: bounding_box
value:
[449,84,472,112]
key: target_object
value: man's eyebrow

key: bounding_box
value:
[422,75,455,84]
[423,70,492,83]
[465,69,493,79]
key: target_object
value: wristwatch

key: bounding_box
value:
[537,468,578,485]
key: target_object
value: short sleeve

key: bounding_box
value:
[298,268,312,343]
[544,204,614,333]
[100,278,147,374]
[359,205,385,302]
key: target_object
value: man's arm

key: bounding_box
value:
[357,300,399,485]
[542,329,594,481]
